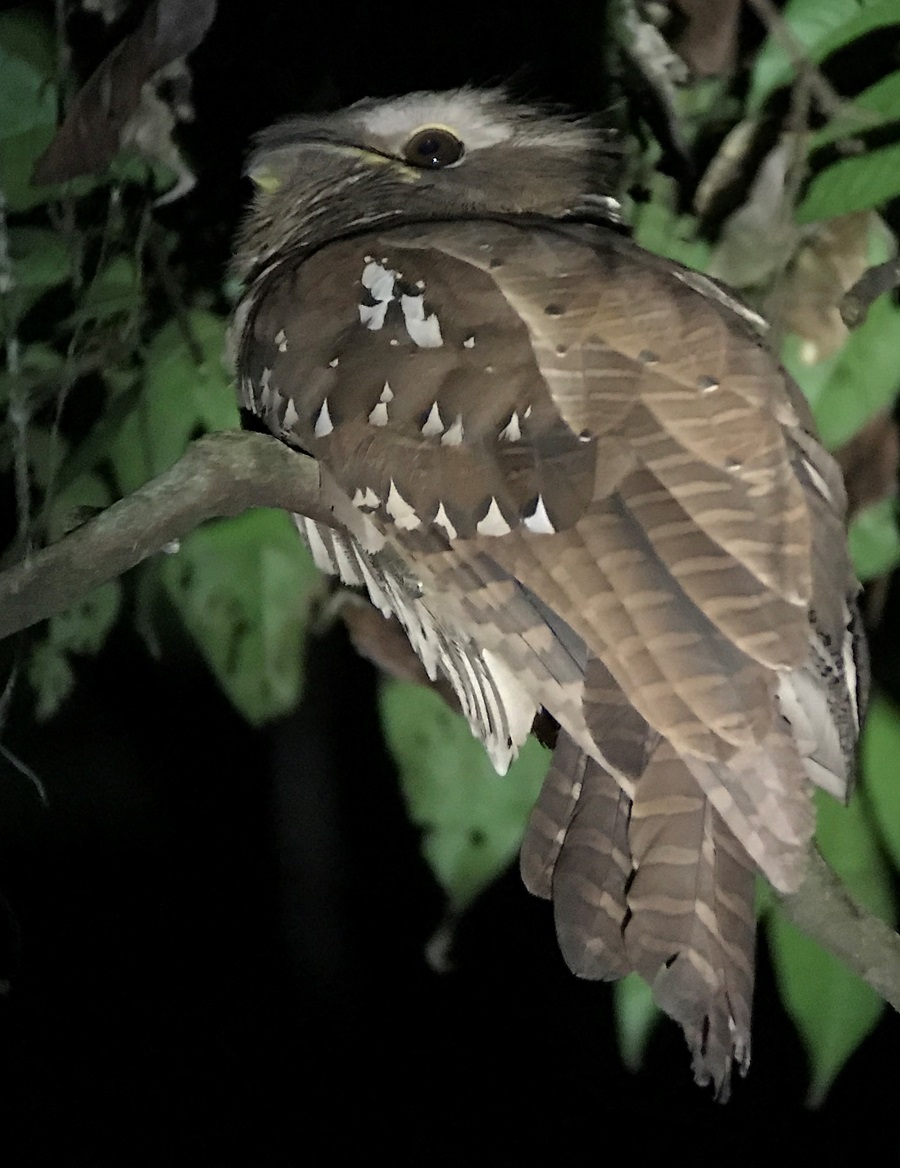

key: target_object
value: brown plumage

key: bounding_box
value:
[232,88,866,1098]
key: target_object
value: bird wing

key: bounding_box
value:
[236,218,864,1093]
[237,219,860,888]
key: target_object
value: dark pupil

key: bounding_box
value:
[405,129,461,168]
[416,137,441,160]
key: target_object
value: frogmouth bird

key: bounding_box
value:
[231,88,866,1098]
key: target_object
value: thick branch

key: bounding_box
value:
[0,429,332,641]
[1,427,899,1014]
[778,846,900,1013]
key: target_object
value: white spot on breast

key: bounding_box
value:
[400,293,443,348]
[353,486,381,510]
[379,381,394,403]
[359,301,390,330]
[499,411,521,442]
[274,328,288,352]
[314,399,334,437]
[523,405,533,419]
[463,336,475,348]
[368,402,389,426]
[386,479,421,530]
[433,502,458,540]
[361,260,397,302]
[524,495,555,534]
[441,415,465,446]
[329,357,340,368]
[359,260,398,331]
[476,497,512,537]
[282,399,299,429]
[421,402,444,437]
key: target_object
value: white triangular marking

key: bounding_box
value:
[476,497,512,537]
[314,399,334,437]
[524,495,555,534]
[499,411,521,442]
[386,479,421,530]
[421,402,443,437]
[441,416,465,446]
[433,502,457,539]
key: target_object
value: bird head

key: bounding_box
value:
[235,87,625,275]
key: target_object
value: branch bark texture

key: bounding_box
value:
[0,430,331,641]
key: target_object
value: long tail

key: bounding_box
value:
[522,730,756,1100]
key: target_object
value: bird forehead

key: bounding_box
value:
[355,93,514,150]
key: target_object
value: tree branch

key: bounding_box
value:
[778,846,900,1013]
[0,429,332,641]
[0,426,899,1016]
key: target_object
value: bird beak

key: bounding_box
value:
[248,138,420,193]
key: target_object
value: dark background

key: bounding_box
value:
[2,1,900,1162]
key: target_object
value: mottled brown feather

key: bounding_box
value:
[235,108,862,1095]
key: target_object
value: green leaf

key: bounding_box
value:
[785,285,900,448]
[379,680,550,910]
[111,310,240,495]
[0,343,64,408]
[0,9,60,210]
[26,640,75,721]
[3,228,72,334]
[614,974,661,1072]
[0,8,55,139]
[848,498,900,581]
[767,788,894,1104]
[812,70,900,149]
[8,226,72,293]
[0,123,57,211]
[861,693,900,870]
[159,509,321,723]
[750,0,900,109]
[25,473,123,721]
[798,142,900,223]
[632,176,711,270]
[72,255,142,326]
[48,579,122,657]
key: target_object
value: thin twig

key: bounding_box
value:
[840,259,900,329]
[744,0,846,117]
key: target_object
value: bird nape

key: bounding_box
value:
[231,87,866,1100]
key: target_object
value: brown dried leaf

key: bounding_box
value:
[834,412,900,520]
[707,138,800,289]
[32,0,216,185]
[772,212,872,363]
[672,0,741,76]
[695,118,761,218]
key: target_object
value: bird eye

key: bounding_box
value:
[402,127,464,169]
